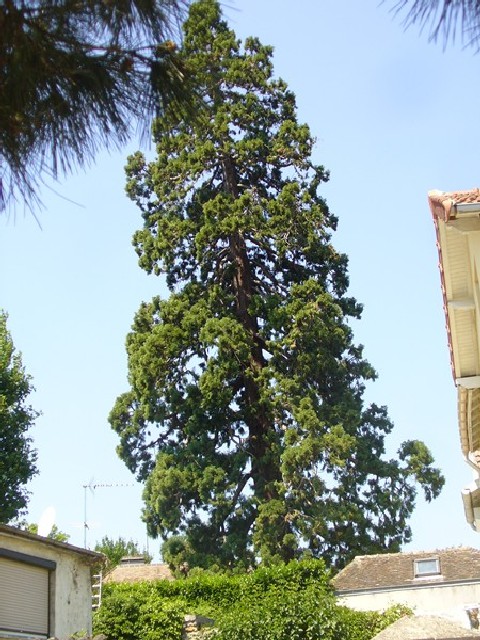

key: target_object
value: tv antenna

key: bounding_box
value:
[82,479,135,548]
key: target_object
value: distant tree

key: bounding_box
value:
[161,534,224,575]
[389,0,480,48]
[94,536,152,570]
[0,311,38,522]
[17,521,70,542]
[0,0,189,211]
[161,536,192,575]
[110,0,445,570]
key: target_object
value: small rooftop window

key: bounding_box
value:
[120,555,146,565]
[414,557,440,578]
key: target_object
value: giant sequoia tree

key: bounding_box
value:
[110,0,444,569]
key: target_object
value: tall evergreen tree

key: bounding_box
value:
[110,0,444,569]
[0,0,188,210]
[0,311,38,522]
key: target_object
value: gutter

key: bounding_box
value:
[335,577,480,598]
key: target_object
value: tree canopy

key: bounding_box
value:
[0,311,39,522]
[17,521,70,542]
[95,535,152,570]
[0,0,189,211]
[110,0,445,570]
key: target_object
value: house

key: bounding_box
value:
[429,189,480,530]
[0,523,103,640]
[104,556,174,583]
[333,547,480,629]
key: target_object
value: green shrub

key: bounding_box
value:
[93,560,410,640]
[138,596,186,640]
[332,604,412,640]
[93,584,144,640]
[215,583,339,640]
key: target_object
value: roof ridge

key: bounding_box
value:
[348,546,480,562]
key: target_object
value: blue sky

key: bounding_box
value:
[2,0,480,558]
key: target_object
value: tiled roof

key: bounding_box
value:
[372,615,480,639]
[104,562,174,583]
[429,188,480,222]
[333,548,480,592]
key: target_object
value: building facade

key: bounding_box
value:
[0,524,103,640]
[333,547,480,629]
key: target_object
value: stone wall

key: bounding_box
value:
[182,615,215,640]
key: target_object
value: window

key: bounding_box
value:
[414,557,440,578]
[0,548,56,639]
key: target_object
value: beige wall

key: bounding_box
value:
[337,582,480,629]
[0,533,94,638]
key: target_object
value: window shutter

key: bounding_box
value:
[0,557,49,637]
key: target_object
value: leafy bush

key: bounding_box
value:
[332,604,412,640]
[216,583,339,640]
[138,596,186,640]
[93,560,409,640]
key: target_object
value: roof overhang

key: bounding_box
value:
[429,188,480,531]
[428,189,480,385]
[0,524,104,564]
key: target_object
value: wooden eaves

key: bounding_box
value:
[429,188,480,531]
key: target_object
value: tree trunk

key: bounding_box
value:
[221,154,293,560]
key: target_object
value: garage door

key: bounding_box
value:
[0,557,49,637]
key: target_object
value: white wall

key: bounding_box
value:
[337,582,480,629]
[0,533,94,638]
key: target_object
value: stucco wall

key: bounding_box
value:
[337,582,480,629]
[0,532,95,638]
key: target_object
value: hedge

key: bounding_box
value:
[93,559,409,640]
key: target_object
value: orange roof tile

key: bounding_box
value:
[429,188,480,222]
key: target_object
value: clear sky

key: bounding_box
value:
[2,0,480,559]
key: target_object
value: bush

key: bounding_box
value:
[332,604,412,640]
[93,560,409,640]
[215,583,339,640]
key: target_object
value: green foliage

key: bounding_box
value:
[95,583,186,640]
[214,562,337,640]
[333,604,412,640]
[217,585,337,640]
[390,0,480,49]
[139,596,186,640]
[94,560,410,640]
[162,534,252,576]
[0,311,38,522]
[95,536,153,571]
[94,582,153,640]
[111,0,444,570]
[17,521,70,542]
[161,535,195,576]
[0,0,189,211]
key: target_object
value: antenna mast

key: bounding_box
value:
[82,480,135,548]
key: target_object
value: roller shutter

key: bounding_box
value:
[0,557,49,637]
